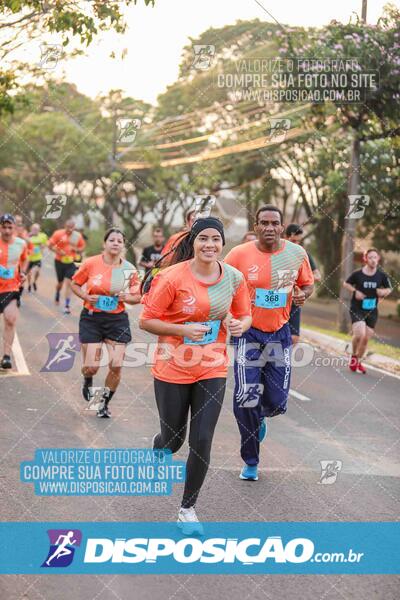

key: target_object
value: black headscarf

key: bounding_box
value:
[189,217,225,245]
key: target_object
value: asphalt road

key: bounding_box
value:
[0,262,399,599]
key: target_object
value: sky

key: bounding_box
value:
[46,0,399,104]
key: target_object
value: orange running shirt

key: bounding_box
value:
[48,229,85,263]
[72,254,140,314]
[224,240,314,332]
[0,236,29,293]
[140,260,252,383]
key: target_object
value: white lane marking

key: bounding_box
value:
[363,362,400,381]
[290,389,312,402]
[0,371,27,378]
[12,332,30,375]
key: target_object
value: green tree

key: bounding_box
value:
[0,0,155,115]
[0,82,109,219]
[359,137,400,252]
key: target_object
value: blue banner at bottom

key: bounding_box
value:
[0,522,398,574]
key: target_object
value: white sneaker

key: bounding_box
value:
[177,507,204,536]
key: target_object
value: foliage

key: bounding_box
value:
[0,0,155,114]
[278,4,400,138]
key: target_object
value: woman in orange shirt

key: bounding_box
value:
[140,217,252,533]
[71,228,141,418]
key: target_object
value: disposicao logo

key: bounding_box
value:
[41,529,82,568]
[83,536,314,564]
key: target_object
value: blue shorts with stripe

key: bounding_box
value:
[232,324,292,465]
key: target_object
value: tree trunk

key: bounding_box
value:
[313,208,345,300]
[338,134,360,332]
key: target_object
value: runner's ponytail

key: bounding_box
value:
[140,216,224,294]
[140,231,193,294]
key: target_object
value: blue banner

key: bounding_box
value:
[20,448,185,496]
[0,522,398,574]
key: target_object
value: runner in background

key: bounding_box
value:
[161,208,196,257]
[14,215,29,240]
[27,223,48,293]
[241,231,257,243]
[0,214,29,369]
[48,218,85,314]
[139,227,165,277]
[71,228,141,418]
[140,217,252,533]
[285,223,321,345]
[225,205,314,482]
[343,248,392,374]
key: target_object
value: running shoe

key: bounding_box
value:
[349,355,358,372]
[357,361,367,374]
[55,290,60,304]
[0,355,12,369]
[239,464,258,481]
[97,404,111,418]
[177,507,204,536]
[259,418,267,443]
[33,283,37,292]
[63,306,71,315]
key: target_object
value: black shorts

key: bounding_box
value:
[350,309,378,329]
[28,260,41,271]
[54,259,77,283]
[288,304,301,337]
[0,291,20,314]
[79,308,132,344]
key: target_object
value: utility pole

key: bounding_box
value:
[338,0,367,332]
[105,95,122,228]
[362,0,367,21]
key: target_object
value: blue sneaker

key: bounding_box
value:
[239,464,258,481]
[259,418,267,443]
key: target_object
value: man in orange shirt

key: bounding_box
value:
[0,214,29,369]
[225,205,314,481]
[48,218,86,314]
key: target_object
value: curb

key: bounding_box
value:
[302,327,400,376]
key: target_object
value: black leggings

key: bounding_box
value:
[153,377,226,508]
